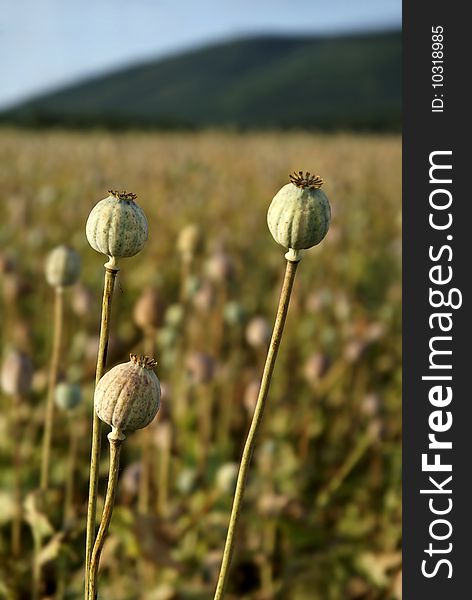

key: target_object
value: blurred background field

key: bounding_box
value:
[0,129,401,599]
[0,1,402,598]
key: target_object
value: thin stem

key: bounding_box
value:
[85,264,118,599]
[40,286,64,491]
[138,427,152,515]
[315,428,374,509]
[156,423,171,516]
[63,415,78,526]
[197,382,213,471]
[213,258,299,600]
[88,432,124,600]
[32,531,41,600]
[180,254,193,303]
[11,394,22,556]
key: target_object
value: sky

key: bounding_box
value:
[0,0,401,109]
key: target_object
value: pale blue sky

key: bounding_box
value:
[0,0,401,109]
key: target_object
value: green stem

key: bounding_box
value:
[40,286,64,491]
[213,258,299,600]
[316,427,374,509]
[156,423,171,516]
[180,254,193,303]
[12,394,23,557]
[84,263,119,599]
[32,531,41,600]
[138,427,152,516]
[63,416,78,526]
[88,430,124,600]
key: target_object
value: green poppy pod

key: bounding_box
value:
[55,382,82,411]
[45,245,81,287]
[267,171,331,254]
[86,191,148,262]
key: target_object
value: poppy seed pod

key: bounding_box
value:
[224,301,246,327]
[0,252,16,275]
[120,462,142,498]
[45,245,81,287]
[267,171,331,258]
[215,463,239,495]
[303,353,330,387]
[133,287,165,331]
[245,316,271,349]
[177,224,202,259]
[1,350,34,396]
[86,191,148,263]
[193,280,216,313]
[94,354,160,434]
[71,283,96,317]
[164,304,184,329]
[205,251,234,283]
[55,382,82,411]
[243,379,260,414]
[186,352,215,385]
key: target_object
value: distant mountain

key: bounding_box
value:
[1,31,401,131]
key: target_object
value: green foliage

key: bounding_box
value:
[1,31,401,131]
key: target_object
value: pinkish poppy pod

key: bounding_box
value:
[205,251,234,283]
[133,287,165,331]
[245,316,271,349]
[186,352,215,384]
[1,350,34,396]
[94,354,160,434]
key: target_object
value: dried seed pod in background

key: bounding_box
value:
[215,463,238,495]
[305,289,332,314]
[45,245,81,288]
[164,304,184,329]
[55,382,82,411]
[193,280,216,313]
[303,353,330,388]
[185,352,215,385]
[185,275,201,299]
[94,354,161,433]
[361,393,381,418]
[245,316,271,349]
[120,462,142,499]
[223,301,246,327]
[85,191,148,262]
[177,224,203,260]
[0,252,16,275]
[344,339,366,363]
[243,379,260,415]
[176,467,199,494]
[205,251,234,284]
[11,320,34,350]
[1,350,34,396]
[152,419,172,451]
[133,287,165,331]
[2,274,33,303]
[32,368,49,394]
[71,283,96,318]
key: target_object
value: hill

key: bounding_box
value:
[1,31,401,130]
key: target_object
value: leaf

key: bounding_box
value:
[24,491,54,542]
[37,532,65,567]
